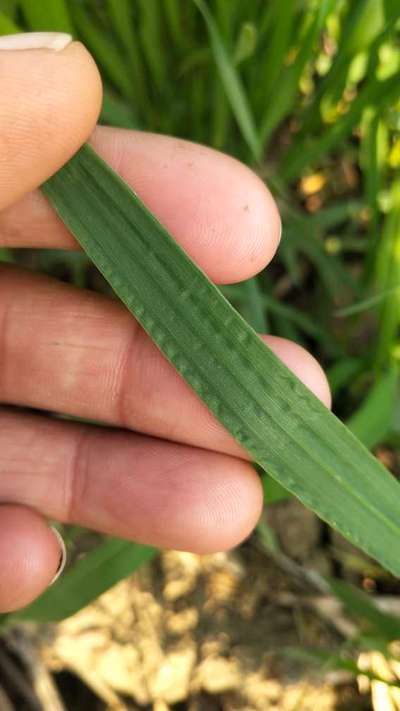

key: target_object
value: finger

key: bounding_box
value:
[0,409,262,554]
[0,505,64,613]
[0,33,102,211]
[0,127,281,284]
[0,267,331,458]
[266,335,331,410]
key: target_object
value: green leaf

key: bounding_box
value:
[163,0,187,51]
[344,0,386,57]
[284,645,400,686]
[234,22,257,65]
[383,0,400,21]
[106,0,150,114]
[0,9,19,33]
[193,0,261,161]
[106,0,135,51]
[264,293,336,348]
[328,578,400,642]
[282,72,400,181]
[20,0,73,34]
[68,0,134,104]
[327,358,363,395]
[11,538,156,622]
[101,91,139,130]
[240,277,267,333]
[257,517,280,552]
[260,0,335,146]
[136,0,166,94]
[257,0,297,102]
[262,473,291,505]
[374,179,400,367]
[0,248,14,263]
[285,227,357,300]
[42,143,400,578]
[335,286,400,318]
[0,0,18,21]
[307,201,363,230]
[347,366,399,449]
[360,111,388,279]
[297,2,397,137]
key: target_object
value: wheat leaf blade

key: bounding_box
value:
[42,144,400,577]
[13,539,156,623]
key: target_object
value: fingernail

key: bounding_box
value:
[0,32,73,52]
[50,527,67,585]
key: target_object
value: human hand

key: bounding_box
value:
[0,33,330,612]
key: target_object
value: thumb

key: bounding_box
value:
[0,32,102,211]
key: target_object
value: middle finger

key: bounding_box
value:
[0,267,330,457]
[0,407,262,552]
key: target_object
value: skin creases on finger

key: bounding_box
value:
[0,409,263,554]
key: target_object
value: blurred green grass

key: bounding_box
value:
[1,0,400,622]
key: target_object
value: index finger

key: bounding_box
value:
[0,127,281,284]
